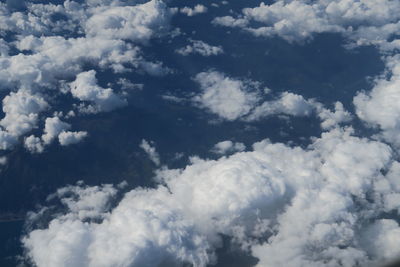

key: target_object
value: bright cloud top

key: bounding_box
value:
[23,127,400,267]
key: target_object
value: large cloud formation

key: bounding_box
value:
[18,0,400,266]
[23,127,400,267]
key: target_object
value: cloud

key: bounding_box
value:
[211,140,245,155]
[70,70,127,114]
[354,55,400,146]
[180,5,207,16]
[23,184,210,267]
[0,0,172,153]
[23,127,400,266]
[0,90,48,137]
[193,71,260,121]
[176,40,223,56]
[315,101,352,130]
[42,117,71,145]
[246,92,314,121]
[213,0,400,44]
[58,131,88,146]
[23,116,87,153]
[140,139,160,166]
[85,0,171,43]
[24,135,44,154]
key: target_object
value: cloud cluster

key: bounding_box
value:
[0,0,173,153]
[213,0,400,44]
[23,127,400,266]
[180,5,207,17]
[176,40,223,56]
[24,116,87,153]
[193,70,351,129]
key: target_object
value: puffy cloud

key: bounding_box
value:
[315,101,352,130]
[176,40,223,56]
[246,92,314,121]
[140,139,160,166]
[23,116,87,153]
[58,131,88,146]
[24,135,44,154]
[23,185,210,267]
[180,5,207,17]
[213,0,400,44]
[23,127,400,266]
[192,71,352,129]
[193,71,260,121]
[42,117,71,145]
[85,0,171,43]
[354,56,400,145]
[70,70,127,114]
[0,0,172,153]
[211,140,245,155]
[0,90,48,137]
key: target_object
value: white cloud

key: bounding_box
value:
[140,139,160,166]
[316,101,352,130]
[24,135,44,154]
[23,127,400,266]
[58,131,88,146]
[176,40,223,56]
[0,89,48,137]
[85,0,171,43]
[0,0,172,153]
[354,55,400,146]
[246,92,314,121]
[193,71,260,121]
[70,70,127,114]
[180,5,207,16]
[213,0,400,44]
[42,116,71,145]
[211,140,245,155]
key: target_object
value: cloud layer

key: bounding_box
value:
[23,127,400,267]
[0,0,173,153]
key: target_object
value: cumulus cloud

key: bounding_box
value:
[246,92,314,121]
[180,5,207,16]
[70,70,127,114]
[192,71,352,129]
[0,90,48,137]
[354,55,400,146]
[85,0,171,43]
[193,71,260,121]
[213,0,400,44]
[23,127,400,266]
[140,139,160,166]
[0,0,172,153]
[176,40,223,56]
[315,101,352,130]
[58,131,88,146]
[211,140,245,155]
[23,116,87,153]
[42,117,71,145]
[24,135,44,154]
